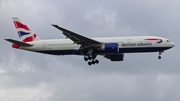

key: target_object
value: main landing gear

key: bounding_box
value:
[158,51,164,59]
[84,55,99,66]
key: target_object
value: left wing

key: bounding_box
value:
[52,25,102,47]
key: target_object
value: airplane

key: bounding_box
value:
[5,17,175,65]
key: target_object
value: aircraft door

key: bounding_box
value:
[43,42,47,50]
[119,42,124,48]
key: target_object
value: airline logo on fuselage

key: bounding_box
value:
[145,38,163,44]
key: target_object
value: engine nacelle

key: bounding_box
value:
[101,43,119,53]
[105,53,124,61]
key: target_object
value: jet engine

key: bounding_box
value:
[100,43,119,53]
[105,53,124,61]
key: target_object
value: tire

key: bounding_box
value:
[158,56,161,59]
[88,62,92,65]
[92,61,95,64]
[95,60,99,64]
[84,57,88,61]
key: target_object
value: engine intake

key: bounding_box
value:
[101,43,119,53]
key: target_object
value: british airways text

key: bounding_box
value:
[122,43,152,47]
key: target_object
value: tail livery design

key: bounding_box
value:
[12,17,41,42]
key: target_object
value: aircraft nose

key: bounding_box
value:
[170,42,175,48]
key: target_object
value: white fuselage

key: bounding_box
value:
[18,36,174,55]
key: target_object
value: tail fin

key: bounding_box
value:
[12,17,41,42]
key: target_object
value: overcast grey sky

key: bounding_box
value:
[0,0,180,101]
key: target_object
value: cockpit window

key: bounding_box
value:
[167,40,171,42]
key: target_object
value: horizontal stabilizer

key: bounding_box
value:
[5,39,33,46]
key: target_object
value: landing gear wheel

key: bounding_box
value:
[88,62,92,66]
[95,60,99,64]
[158,56,161,59]
[84,57,88,61]
[92,61,95,65]
[158,51,163,60]
[88,56,92,60]
[84,55,99,65]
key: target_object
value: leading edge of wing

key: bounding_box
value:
[51,24,102,46]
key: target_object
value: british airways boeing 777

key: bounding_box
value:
[5,17,175,65]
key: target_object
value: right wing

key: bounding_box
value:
[52,25,102,47]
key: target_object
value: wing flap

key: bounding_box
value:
[5,39,33,46]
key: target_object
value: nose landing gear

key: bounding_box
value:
[158,51,164,59]
[158,56,161,59]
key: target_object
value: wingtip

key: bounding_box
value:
[5,39,14,43]
[4,39,10,41]
[51,24,58,26]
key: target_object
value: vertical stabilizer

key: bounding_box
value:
[12,17,41,42]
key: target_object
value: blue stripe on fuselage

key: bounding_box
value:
[35,47,171,55]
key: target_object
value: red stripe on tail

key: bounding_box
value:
[22,34,37,42]
[14,21,30,30]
